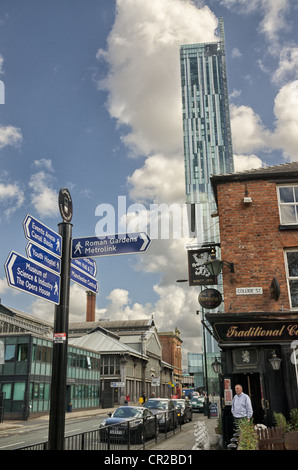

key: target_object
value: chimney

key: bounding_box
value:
[86,291,96,322]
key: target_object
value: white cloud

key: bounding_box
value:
[230,104,272,154]
[233,154,264,172]
[0,181,24,219]
[230,82,298,163]
[98,0,218,158]
[272,82,298,160]
[29,159,59,218]
[220,0,290,42]
[127,153,185,204]
[272,45,298,85]
[231,47,242,59]
[0,125,22,149]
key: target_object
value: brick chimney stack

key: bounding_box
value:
[86,291,96,322]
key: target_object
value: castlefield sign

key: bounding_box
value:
[213,321,298,343]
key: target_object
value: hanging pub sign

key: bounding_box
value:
[187,249,217,286]
[198,288,222,309]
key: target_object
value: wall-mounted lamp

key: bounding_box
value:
[203,247,235,276]
[269,350,282,371]
[243,183,252,204]
[212,357,223,374]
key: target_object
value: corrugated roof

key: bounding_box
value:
[69,329,144,358]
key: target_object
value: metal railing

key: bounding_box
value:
[16,409,182,451]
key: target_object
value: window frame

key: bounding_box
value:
[284,248,298,309]
[277,184,298,227]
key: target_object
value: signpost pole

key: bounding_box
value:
[48,221,72,450]
[48,189,73,450]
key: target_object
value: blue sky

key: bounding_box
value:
[0,0,298,362]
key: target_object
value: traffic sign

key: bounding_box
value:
[72,232,151,259]
[71,257,97,277]
[26,242,61,274]
[70,265,99,294]
[23,214,62,257]
[5,251,60,304]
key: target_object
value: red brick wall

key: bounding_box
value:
[216,179,298,313]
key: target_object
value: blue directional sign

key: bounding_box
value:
[26,242,61,274]
[72,232,151,259]
[70,265,99,294]
[71,258,97,277]
[5,251,60,304]
[23,214,62,257]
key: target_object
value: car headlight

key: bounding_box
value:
[100,420,107,427]
[130,419,142,428]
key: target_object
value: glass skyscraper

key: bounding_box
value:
[180,19,234,360]
[180,18,234,244]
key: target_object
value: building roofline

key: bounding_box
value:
[210,162,298,202]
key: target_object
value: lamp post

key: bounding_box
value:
[203,247,234,276]
[200,308,210,419]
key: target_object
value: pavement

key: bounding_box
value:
[0,405,221,451]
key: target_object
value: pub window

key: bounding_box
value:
[278,185,298,225]
[285,249,298,308]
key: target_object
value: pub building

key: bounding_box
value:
[204,162,298,445]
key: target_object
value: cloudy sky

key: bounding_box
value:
[0,0,297,365]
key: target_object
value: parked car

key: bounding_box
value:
[172,399,192,424]
[143,398,178,431]
[99,405,158,443]
[190,396,205,413]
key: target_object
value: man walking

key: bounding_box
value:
[231,384,253,426]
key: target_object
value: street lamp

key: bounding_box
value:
[269,350,282,371]
[203,247,234,276]
[212,357,223,375]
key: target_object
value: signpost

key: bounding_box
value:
[26,242,61,274]
[70,265,99,294]
[5,251,60,304]
[4,188,151,450]
[23,214,62,257]
[71,258,97,277]
[48,188,73,451]
[72,232,151,259]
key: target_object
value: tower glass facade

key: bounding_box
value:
[180,19,234,244]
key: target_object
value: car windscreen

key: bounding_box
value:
[113,408,142,418]
[145,400,167,409]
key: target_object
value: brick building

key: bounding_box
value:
[206,162,298,444]
[158,328,183,397]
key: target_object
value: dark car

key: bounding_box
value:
[172,399,192,423]
[143,398,178,431]
[99,406,158,443]
[190,396,205,413]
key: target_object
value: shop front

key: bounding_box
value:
[206,312,298,446]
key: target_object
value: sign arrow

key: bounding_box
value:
[70,265,99,294]
[71,257,97,277]
[5,251,60,305]
[23,214,62,257]
[26,242,61,274]
[72,232,151,259]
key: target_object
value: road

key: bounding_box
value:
[0,414,102,450]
